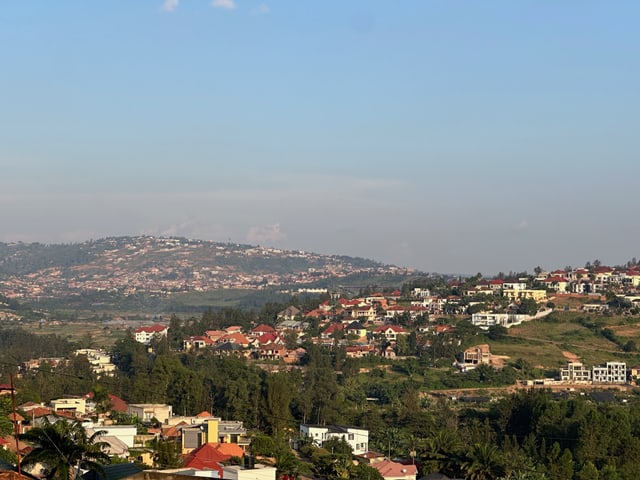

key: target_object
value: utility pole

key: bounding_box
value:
[10,374,21,475]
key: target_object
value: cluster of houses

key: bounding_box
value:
[0,386,421,480]
[464,264,640,297]
[20,349,117,378]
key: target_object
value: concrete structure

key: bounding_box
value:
[182,418,249,453]
[128,404,173,424]
[222,464,276,480]
[299,424,369,455]
[50,397,86,415]
[502,289,547,301]
[592,362,627,384]
[559,362,592,383]
[470,313,528,329]
[87,424,137,448]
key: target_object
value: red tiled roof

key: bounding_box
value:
[251,324,275,334]
[134,324,167,334]
[183,442,243,471]
[218,333,250,345]
[256,332,282,345]
[322,323,344,335]
[370,459,418,478]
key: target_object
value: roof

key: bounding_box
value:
[218,333,249,345]
[371,459,418,478]
[81,463,142,480]
[375,325,407,333]
[182,443,235,472]
[134,324,167,334]
[252,324,276,333]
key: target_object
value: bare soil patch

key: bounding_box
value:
[562,351,580,362]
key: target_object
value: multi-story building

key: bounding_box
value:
[592,362,627,384]
[471,312,529,329]
[181,417,249,453]
[134,324,169,345]
[300,424,369,455]
[128,403,173,424]
[559,362,592,383]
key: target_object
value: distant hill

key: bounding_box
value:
[0,236,417,311]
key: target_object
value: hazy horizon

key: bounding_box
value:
[2,1,639,275]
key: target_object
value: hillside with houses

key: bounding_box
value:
[3,259,640,479]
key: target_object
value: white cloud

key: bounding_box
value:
[246,224,285,245]
[518,219,529,229]
[250,3,270,15]
[212,0,236,9]
[161,0,180,12]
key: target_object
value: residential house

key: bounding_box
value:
[277,306,301,321]
[471,312,529,330]
[321,323,344,341]
[503,281,528,291]
[373,325,408,342]
[74,349,117,377]
[257,344,286,361]
[369,459,417,480]
[182,418,249,453]
[299,424,369,455]
[542,276,570,292]
[350,306,377,324]
[218,333,250,348]
[502,289,547,302]
[629,364,640,380]
[251,324,276,338]
[204,330,227,342]
[345,345,375,358]
[183,336,214,352]
[50,397,86,416]
[224,326,244,335]
[344,321,367,340]
[128,404,173,424]
[134,324,168,345]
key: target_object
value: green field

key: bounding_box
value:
[491,312,640,368]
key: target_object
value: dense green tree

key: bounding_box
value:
[462,442,505,480]
[264,372,293,438]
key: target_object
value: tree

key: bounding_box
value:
[462,443,505,480]
[20,418,110,480]
[152,439,182,468]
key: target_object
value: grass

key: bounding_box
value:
[494,312,640,368]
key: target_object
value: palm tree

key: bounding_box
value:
[19,418,110,480]
[462,442,505,480]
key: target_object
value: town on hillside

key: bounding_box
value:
[4,261,640,480]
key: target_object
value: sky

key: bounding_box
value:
[1,1,639,275]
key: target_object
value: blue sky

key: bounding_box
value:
[1,1,639,274]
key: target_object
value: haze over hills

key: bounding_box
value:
[0,236,417,308]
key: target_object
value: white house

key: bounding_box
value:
[134,324,169,345]
[300,424,369,455]
[470,313,529,329]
